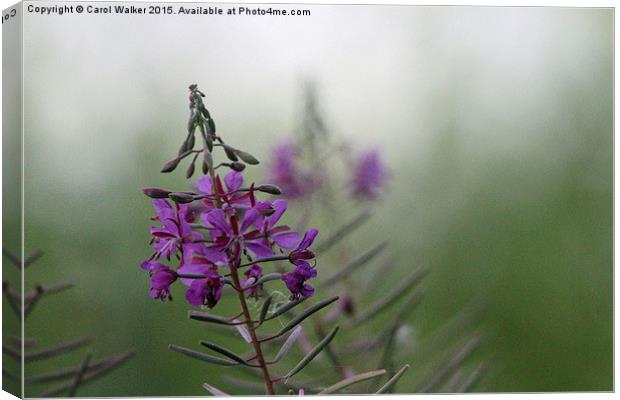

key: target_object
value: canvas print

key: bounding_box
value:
[2,1,613,397]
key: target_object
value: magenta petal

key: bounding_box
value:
[196,175,213,194]
[205,209,232,234]
[245,241,275,258]
[298,228,319,250]
[267,199,288,227]
[273,231,301,249]
[241,208,261,233]
[224,171,244,192]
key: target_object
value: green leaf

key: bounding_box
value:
[200,341,247,365]
[285,326,339,379]
[321,241,388,286]
[168,344,238,366]
[314,209,372,253]
[259,294,274,326]
[188,311,235,325]
[353,267,429,326]
[267,298,306,321]
[276,296,339,336]
[376,364,410,394]
[273,326,302,363]
[234,149,260,165]
[232,319,252,343]
[318,369,386,394]
[203,382,229,396]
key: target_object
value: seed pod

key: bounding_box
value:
[168,192,195,204]
[142,188,172,199]
[230,162,246,172]
[257,184,282,195]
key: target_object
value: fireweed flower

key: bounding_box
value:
[140,260,178,301]
[350,149,388,200]
[244,199,301,256]
[282,228,319,299]
[241,264,263,298]
[184,268,224,308]
[267,141,319,199]
[149,199,203,260]
[196,171,251,212]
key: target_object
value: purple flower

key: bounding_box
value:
[350,149,388,200]
[282,228,319,299]
[288,228,319,267]
[244,200,301,256]
[184,269,224,308]
[196,171,251,211]
[141,260,177,301]
[282,263,317,299]
[267,142,319,199]
[241,264,263,298]
[149,199,203,260]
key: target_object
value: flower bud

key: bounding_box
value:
[143,188,172,199]
[168,192,195,204]
[230,162,246,172]
[257,184,282,195]
[185,162,195,179]
[160,157,181,173]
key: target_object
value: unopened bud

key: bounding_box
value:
[168,192,195,204]
[230,162,246,172]
[161,157,181,173]
[257,184,282,195]
[143,188,172,199]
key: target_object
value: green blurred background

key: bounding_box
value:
[5,3,613,396]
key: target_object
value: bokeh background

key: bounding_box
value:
[5,2,613,396]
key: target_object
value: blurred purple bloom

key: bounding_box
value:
[350,149,388,200]
[267,142,319,199]
[185,269,224,308]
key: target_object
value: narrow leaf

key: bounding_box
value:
[259,293,274,325]
[203,382,229,396]
[169,344,238,366]
[273,326,303,363]
[267,297,306,321]
[232,319,252,343]
[200,341,247,365]
[277,296,339,336]
[314,210,372,253]
[376,364,410,394]
[321,241,388,286]
[353,267,429,326]
[318,369,386,394]
[285,326,339,379]
[188,311,236,325]
[67,354,92,397]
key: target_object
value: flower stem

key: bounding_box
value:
[229,262,275,395]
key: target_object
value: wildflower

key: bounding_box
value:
[244,200,301,256]
[141,261,177,301]
[241,264,263,298]
[282,263,317,299]
[267,142,319,199]
[288,228,319,267]
[149,199,202,260]
[350,149,388,200]
[184,269,224,308]
[196,171,251,211]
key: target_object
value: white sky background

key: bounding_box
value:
[21,4,611,186]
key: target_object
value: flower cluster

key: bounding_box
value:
[141,87,320,308]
